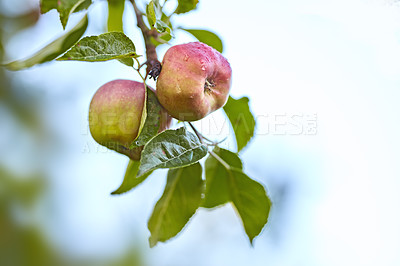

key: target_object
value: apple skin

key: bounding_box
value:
[156,42,232,121]
[89,79,171,160]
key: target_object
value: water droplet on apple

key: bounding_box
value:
[184,54,189,61]
[201,66,206,71]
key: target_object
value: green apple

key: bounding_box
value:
[89,79,171,160]
[156,42,232,121]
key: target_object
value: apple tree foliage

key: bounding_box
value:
[4,0,271,247]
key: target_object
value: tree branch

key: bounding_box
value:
[130,0,161,77]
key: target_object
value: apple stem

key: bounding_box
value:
[205,79,215,88]
[204,79,215,94]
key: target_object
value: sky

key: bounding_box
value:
[2,0,400,265]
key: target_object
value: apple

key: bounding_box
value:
[89,79,171,160]
[156,42,232,121]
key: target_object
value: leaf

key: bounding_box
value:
[117,58,134,67]
[160,12,172,27]
[180,28,223,53]
[228,168,271,244]
[152,0,162,17]
[134,83,148,145]
[57,32,139,62]
[175,0,199,14]
[40,0,91,29]
[223,96,256,153]
[148,163,203,247]
[4,15,88,71]
[107,0,125,32]
[137,127,208,177]
[154,20,173,37]
[146,1,156,28]
[205,147,271,244]
[202,147,242,208]
[130,88,161,149]
[111,160,153,195]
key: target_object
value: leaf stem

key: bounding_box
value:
[187,122,213,143]
[133,57,146,83]
[187,122,226,146]
[188,122,204,144]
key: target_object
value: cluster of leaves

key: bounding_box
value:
[3,0,271,247]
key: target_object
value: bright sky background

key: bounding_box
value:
[3,0,400,265]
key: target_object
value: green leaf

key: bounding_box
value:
[228,168,271,244]
[4,15,88,71]
[136,84,148,144]
[107,0,125,32]
[153,0,162,17]
[57,32,139,62]
[117,58,134,67]
[40,0,91,29]
[205,147,271,243]
[154,20,173,37]
[180,28,223,53]
[175,0,198,14]
[202,147,242,208]
[146,1,156,28]
[130,88,161,149]
[111,160,153,195]
[146,1,173,39]
[223,96,256,153]
[40,0,57,13]
[137,127,208,177]
[148,163,203,247]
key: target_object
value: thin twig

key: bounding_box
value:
[130,0,160,75]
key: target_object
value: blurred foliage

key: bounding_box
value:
[0,1,144,265]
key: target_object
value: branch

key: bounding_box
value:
[130,0,161,77]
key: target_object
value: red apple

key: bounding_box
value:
[89,79,171,160]
[156,42,232,121]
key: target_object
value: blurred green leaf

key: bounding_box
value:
[206,147,271,244]
[58,32,139,62]
[180,28,223,53]
[107,0,125,32]
[111,160,153,195]
[137,127,208,177]
[4,15,88,71]
[40,0,91,29]
[223,96,256,152]
[146,1,157,28]
[148,163,203,247]
[175,0,198,14]
[130,88,161,149]
[0,9,40,33]
[202,147,242,208]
